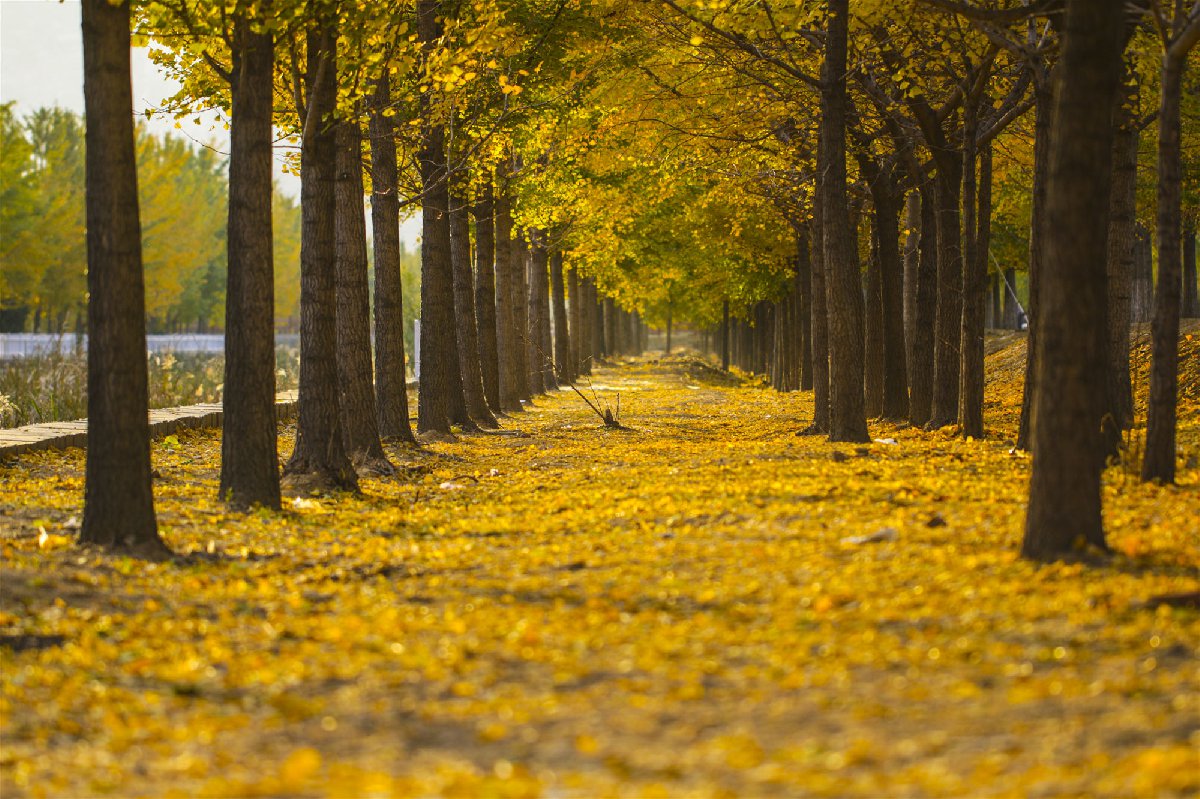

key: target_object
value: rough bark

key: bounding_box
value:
[808,207,831,434]
[451,191,497,427]
[1142,54,1189,483]
[568,265,582,378]
[335,118,391,472]
[868,168,909,421]
[1106,76,1139,436]
[821,0,868,442]
[511,232,532,401]
[473,184,500,411]
[1023,0,1123,559]
[368,73,416,443]
[283,18,357,492]
[220,13,280,510]
[930,151,964,429]
[78,0,164,554]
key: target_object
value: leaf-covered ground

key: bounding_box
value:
[2,334,1198,798]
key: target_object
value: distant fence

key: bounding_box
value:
[0,333,301,360]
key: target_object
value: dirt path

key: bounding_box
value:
[1,355,1197,797]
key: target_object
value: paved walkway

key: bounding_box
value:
[0,391,299,458]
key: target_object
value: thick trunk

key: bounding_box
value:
[1106,82,1139,435]
[335,118,390,471]
[1023,0,1123,559]
[960,103,986,439]
[930,152,963,429]
[450,190,497,427]
[1132,225,1154,321]
[368,74,415,443]
[283,19,357,491]
[79,0,163,553]
[1142,57,1188,483]
[551,250,571,384]
[1017,79,1054,450]
[220,14,280,510]
[537,243,557,389]
[492,187,522,412]
[473,183,501,412]
[876,180,909,421]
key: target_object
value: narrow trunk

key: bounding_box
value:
[283,19,357,491]
[551,250,571,384]
[903,192,920,379]
[864,219,884,418]
[1184,227,1198,317]
[220,14,280,509]
[604,297,617,360]
[1017,78,1054,450]
[909,181,937,427]
[568,265,582,378]
[368,73,415,443]
[1002,268,1018,329]
[875,177,909,421]
[335,118,391,471]
[527,237,548,394]
[473,183,501,412]
[511,232,531,400]
[959,101,985,438]
[1023,0,1122,559]
[797,230,814,391]
[721,300,730,370]
[665,304,673,355]
[451,190,497,427]
[492,186,522,412]
[1142,57,1187,483]
[79,0,163,553]
[809,206,831,433]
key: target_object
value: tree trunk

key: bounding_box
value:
[568,265,582,379]
[79,0,164,554]
[1017,78,1054,450]
[903,191,920,368]
[821,1,868,443]
[604,297,617,360]
[1184,226,1198,318]
[551,250,571,384]
[864,219,884,418]
[526,237,548,393]
[451,190,497,427]
[871,170,909,421]
[368,74,415,443]
[721,300,730,370]
[537,243,557,389]
[797,230,813,391]
[1142,55,1188,483]
[1106,75,1139,436]
[511,232,532,401]
[930,149,964,429]
[283,18,357,492]
[909,181,938,427]
[335,118,391,471]
[1023,0,1123,559]
[960,101,986,439]
[492,185,522,412]
[1132,225,1154,322]
[665,303,673,355]
[220,13,280,510]
[415,122,457,433]
[473,182,501,412]
[808,206,831,433]
[1002,267,1018,329]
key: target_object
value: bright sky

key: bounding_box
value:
[1,0,420,244]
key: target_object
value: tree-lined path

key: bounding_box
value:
[2,348,1198,797]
